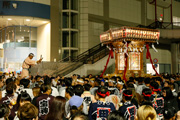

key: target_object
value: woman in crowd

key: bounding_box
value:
[17,103,38,120]
[136,105,156,120]
[0,104,10,120]
[45,96,66,120]
[107,110,125,120]
[162,87,179,113]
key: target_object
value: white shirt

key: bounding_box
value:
[51,87,59,97]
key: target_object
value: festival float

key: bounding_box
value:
[99,26,160,81]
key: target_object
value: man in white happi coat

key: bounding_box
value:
[21,53,42,78]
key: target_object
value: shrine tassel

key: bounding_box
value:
[123,43,129,82]
[146,44,160,76]
[100,46,114,77]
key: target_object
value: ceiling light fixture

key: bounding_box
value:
[43,21,47,23]
[26,19,30,21]
[7,18,12,21]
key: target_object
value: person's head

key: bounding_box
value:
[108,78,116,87]
[144,77,150,85]
[35,75,41,82]
[43,76,52,86]
[20,79,30,88]
[107,110,125,120]
[0,104,10,119]
[96,86,109,100]
[69,96,83,116]
[17,91,31,107]
[74,85,84,96]
[6,78,13,85]
[169,83,175,90]
[136,105,156,120]
[163,107,176,120]
[150,81,160,93]
[94,78,100,87]
[164,80,170,87]
[83,84,91,91]
[46,96,66,120]
[6,82,16,95]
[65,78,72,87]
[65,87,74,99]
[17,103,38,120]
[28,53,34,59]
[142,88,152,101]
[123,90,132,102]
[76,79,84,86]
[40,84,52,95]
[71,112,89,120]
[89,78,95,87]
[162,87,173,100]
[32,87,41,97]
[116,80,124,90]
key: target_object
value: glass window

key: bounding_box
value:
[63,0,69,9]
[71,13,78,29]
[71,31,78,47]
[6,27,14,43]
[63,31,69,47]
[30,27,37,47]
[62,50,69,59]
[71,50,78,59]
[15,27,30,47]
[63,12,70,28]
[71,0,78,10]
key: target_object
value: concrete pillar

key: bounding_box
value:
[50,0,60,61]
[171,43,178,74]
[103,0,109,31]
[141,0,147,26]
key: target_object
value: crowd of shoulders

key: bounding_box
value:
[0,72,180,120]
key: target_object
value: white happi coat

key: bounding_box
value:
[21,57,36,78]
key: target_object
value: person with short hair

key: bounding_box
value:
[34,84,54,120]
[21,53,42,78]
[71,112,89,120]
[88,86,115,120]
[136,105,156,120]
[119,89,137,120]
[163,107,176,120]
[17,103,38,120]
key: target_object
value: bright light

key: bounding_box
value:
[43,21,48,23]
[6,40,10,43]
[7,18,12,21]
[26,19,30,21]
[18,40,24,42]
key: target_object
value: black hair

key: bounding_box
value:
[156,77,162,82]
[142,88,152,101]
[129,77,134,81]
[150,81,159,89]
[66,87,74,96]
[144,77,150,84]
[162,87,173,100]
[141,101,153,107]
[163,107,176,119]
[0,104,9,118]
[94,78,101,86]
[65,78,72,86]
[17,91,31,106]
[127,83,134,89]
[6,82,16,94]
[6,78,13,85]
[35,75,41,80]
[96,86,108,98]
[107,110,125,120]
[137,77,143,83]
[74,85,84,96]
[84,84,91,91]
[43,76,52,85]
[123,89,132,101]
[40,84,51,93]
[20,79,30,88]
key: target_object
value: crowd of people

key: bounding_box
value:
[0,72,180,120]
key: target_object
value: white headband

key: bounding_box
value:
[77,79,84,83]
[117,81,124,85]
